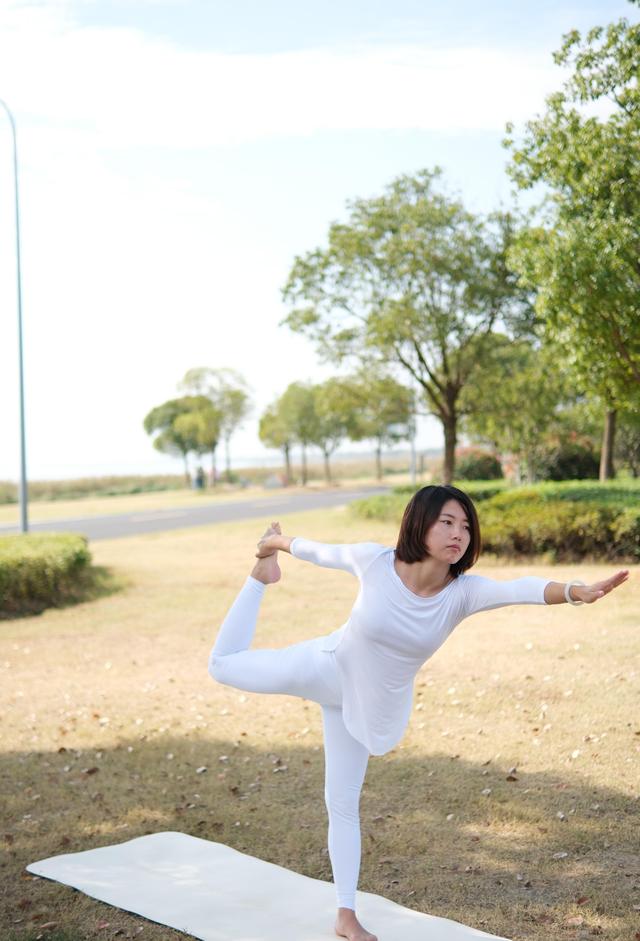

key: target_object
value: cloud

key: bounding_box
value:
[0,2,563,149]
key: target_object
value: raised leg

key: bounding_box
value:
[322,706,377,941]
[208,526,340,705]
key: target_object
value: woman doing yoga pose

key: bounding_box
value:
[208,485,629,941]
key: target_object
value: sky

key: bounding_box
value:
[0,0,634,481]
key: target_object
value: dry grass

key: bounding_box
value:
[1,509,638,941]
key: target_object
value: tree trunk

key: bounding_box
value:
[183,453,190,487]
[375,441,382,481]
[224,434,232,482]
[323,449,331,484]
[599,409,616,481]
[283,444,292,485]
[442,416,457,484]
[301,444,307,485]
[210,446,217,488]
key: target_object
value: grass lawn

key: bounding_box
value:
[1,508,638,941]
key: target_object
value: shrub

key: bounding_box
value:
[351,479,640,561]
[0,533,92,616]
[536,438,600,481]
[479,499,622,560]
[455,448,503,481]
[611,507,640,560]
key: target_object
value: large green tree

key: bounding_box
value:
[504,4,640,479]
[282,169,533,483]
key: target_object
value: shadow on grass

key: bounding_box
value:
[0,566,128,622]
[2,732,639,941]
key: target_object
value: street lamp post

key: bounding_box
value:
[0,99,28,533]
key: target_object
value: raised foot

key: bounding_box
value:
[335,908,377,941]
[251,522,282,585]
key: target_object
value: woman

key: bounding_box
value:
[208,484,628,941]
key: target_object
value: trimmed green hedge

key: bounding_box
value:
[350,480,640,561]
[0,533,92,616]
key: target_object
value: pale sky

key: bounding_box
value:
[0,0,633,481]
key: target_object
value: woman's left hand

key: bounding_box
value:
[572,569,630,604]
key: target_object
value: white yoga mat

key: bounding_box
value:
[28,831,510,940]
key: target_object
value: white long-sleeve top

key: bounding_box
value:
[290,538,550,756]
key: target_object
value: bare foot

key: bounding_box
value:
[251,522,282,584]
[335,908,377,941]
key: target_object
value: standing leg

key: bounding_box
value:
[322,705,377,941]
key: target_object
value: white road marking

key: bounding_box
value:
[130,511,189,522]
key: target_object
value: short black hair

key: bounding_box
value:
[395,484,481,576]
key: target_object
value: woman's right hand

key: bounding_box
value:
[256,522,290,558]
[256,533,281,557]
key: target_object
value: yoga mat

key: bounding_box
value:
[28,831,510,940]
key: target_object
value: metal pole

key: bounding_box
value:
[0,99,28,533]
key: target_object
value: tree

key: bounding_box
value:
[259,402,295,484]
[282,169,533,483]
[143,396,215,484]
[278,382,318,485]
[504,6,640,479]
[180,367,252,483]
[173,403,222,485]
[341,373,414,480]
[310,379,353,484]
[459,335,571,482]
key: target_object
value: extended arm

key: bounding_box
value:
[256,527,385,577]
[543,569,629,605]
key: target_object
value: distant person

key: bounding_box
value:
[194,466,205,490]
[208,485,628,941]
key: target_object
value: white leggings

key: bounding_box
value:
[208,576,370,911]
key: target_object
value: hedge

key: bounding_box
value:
[0,533,92,616]
[350,480,640,561]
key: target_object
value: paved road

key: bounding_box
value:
[0,486,389,541]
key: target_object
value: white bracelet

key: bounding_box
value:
[564,580,585,605]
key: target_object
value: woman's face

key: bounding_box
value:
[425,498,471,564]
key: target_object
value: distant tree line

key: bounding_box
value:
[259,373,413,484]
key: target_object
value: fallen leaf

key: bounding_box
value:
[576,896,589,905]
[97,921,110,930]
[565,915,584,927]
